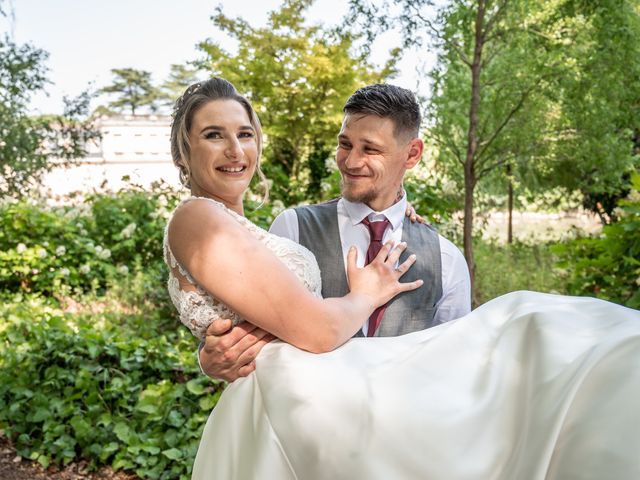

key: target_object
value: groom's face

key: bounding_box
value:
[336,113,413,211]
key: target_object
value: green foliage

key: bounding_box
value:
[404,167,460,226]
[533,0,640,217]
[0,296,221,479]
[474,237,567,306]
[198,0,399,204]
[0,183,180,297]
[0,186,231,478]
[0,36,99,198]
[553,174,640,308]
[160,64,203,108]
[100,68,162,115]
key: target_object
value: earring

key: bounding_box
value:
[179,168,190,187]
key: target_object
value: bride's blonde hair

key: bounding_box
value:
[170,77,269,203]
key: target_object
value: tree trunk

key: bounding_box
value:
[463,165,475,301]
[463,0,487,306]
[507,163,513,244]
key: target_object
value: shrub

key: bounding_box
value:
[0,295,222,479]
[553,174,640,308]
[0,183,181,297]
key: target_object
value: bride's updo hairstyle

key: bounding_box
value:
[170,77,269,201]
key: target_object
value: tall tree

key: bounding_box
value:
[198,0,399,203]
[99,68,160,115]
[0,35,98,198]
[160,63,202,108]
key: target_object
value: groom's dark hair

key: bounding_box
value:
[343,84,421,140]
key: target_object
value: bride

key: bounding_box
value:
[164,78,640,479]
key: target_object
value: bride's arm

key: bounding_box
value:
[169,199,421,353]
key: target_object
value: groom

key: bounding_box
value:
[200,84,471,381]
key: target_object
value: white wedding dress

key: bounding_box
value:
[164,198,640,480]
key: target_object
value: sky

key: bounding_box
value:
[2,0,434,115]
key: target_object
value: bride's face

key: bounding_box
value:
[187,99,258,206]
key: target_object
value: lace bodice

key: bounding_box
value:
[163,197,322,339]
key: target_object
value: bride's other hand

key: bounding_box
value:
[200,319,276,382]
[346,242,423,308]
[406,203,426,224]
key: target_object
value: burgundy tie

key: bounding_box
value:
[361,217,391,337]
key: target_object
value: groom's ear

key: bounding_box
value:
[404,138,423,170]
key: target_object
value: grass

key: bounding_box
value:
[473,237,568,306]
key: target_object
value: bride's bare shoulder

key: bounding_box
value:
[168,198,243,243]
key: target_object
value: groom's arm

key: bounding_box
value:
[268,208,299,241]
[432,236,471,323]
[198,209,299,381]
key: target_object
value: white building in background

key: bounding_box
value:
[42,114,182,197]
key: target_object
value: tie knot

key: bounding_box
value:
[362,217,390,242]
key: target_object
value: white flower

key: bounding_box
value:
[95,245,103,253]
[16,243,27,254]
[117,265,129,275]
[246,191,262,203]
[37,248,47,259]
[43,241,49,247]
[80,229,88,236]
[157,195,168,208]
[97,248,111,260]
[56,246,66,256]
[324,158,338,172]
[442,180,457,196]
[79,264,91,274]
[121,222,137,239]
[628,191,640,203]
[270,200,285,216]
[60,268,70,276]
[612,207,625,219]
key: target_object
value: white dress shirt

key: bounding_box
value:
[269,195,471,335]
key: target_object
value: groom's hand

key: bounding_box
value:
[200,319,275,382]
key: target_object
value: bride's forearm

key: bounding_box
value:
[294,293,376,353]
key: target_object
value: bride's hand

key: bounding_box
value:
[346,242,423,309]
[406,203,427,224]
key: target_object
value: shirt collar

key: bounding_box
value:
[342,191,408,232]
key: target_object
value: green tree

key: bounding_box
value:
[0,36,98,198]
[160,63,202,108]
[198,0,399,203]
[544,0,640,222]
[99,68,160,115]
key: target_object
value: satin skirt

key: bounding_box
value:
[192,291,640,480]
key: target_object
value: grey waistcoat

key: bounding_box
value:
[294,200,443,337]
